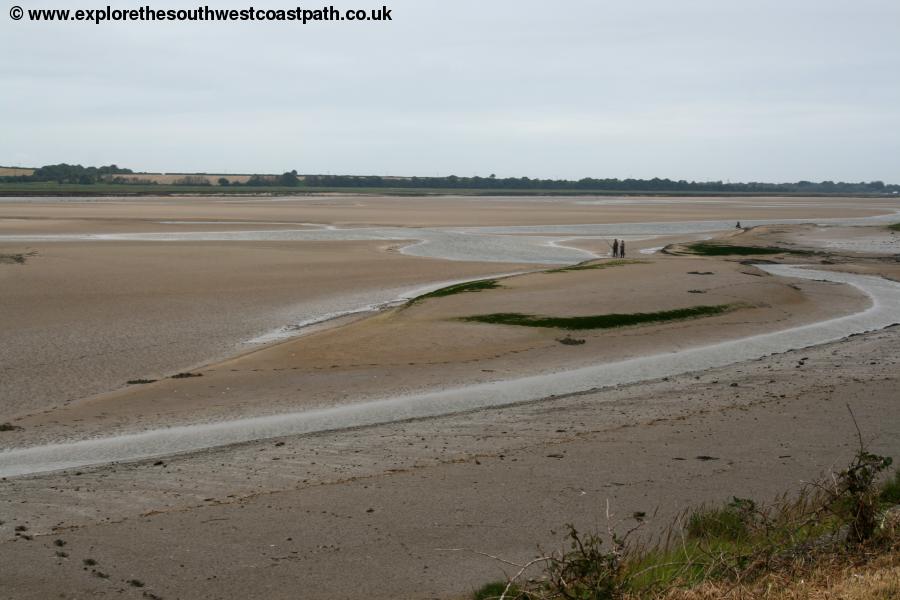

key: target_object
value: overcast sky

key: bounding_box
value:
[2,0,899,181]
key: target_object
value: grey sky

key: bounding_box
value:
[2,0,899,181]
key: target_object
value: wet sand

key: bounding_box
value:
[0,240,534,419]
[1,325,898,599]
[2,255,869,449]
[1,193,897,230]
[2,194,897,429]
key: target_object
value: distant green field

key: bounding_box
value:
[889,223,900,231]
[0,181,893,198]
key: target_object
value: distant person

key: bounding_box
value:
[619,240,626,258]
[612,239,619,258]
[736,221,741,229]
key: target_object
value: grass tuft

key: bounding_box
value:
[879,469,900,505]
[460,304,738,331]
[889,223,900,232]
[685,497,756,543]
[685,242,812,256]
[0,250,37,265]
[407,279,501,305]
[472,581,519,600]
[547,259,648,273]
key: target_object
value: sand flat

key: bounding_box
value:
[1,254,870,446]
[2,195,900,599]
[1,194,897,229]
[2,194,898,437]
[0,239,534,419]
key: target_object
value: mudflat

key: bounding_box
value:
[0,240,532,420]
[0,193,895,230]
[1,194,900,599]
[2,193,896,427]
[4,255,868,446]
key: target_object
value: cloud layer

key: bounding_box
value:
[2,0,898,181]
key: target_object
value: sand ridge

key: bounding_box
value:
[1,251,870,447]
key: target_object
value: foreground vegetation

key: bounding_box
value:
[461,305,737,331]
[472,435,899,600]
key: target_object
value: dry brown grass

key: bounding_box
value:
[472,439,899,600]
[0,167,274,184]
[0,167,34,177]
[106,173,269,185]
[651,551,899,600]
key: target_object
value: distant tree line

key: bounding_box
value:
[2,164,897,194]
[171,175,211,186]
[303,174,898,194]
[0,164,303,187]
[0,163,134,184]
[242,170,300,186]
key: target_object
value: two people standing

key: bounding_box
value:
[611,238,626,258]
